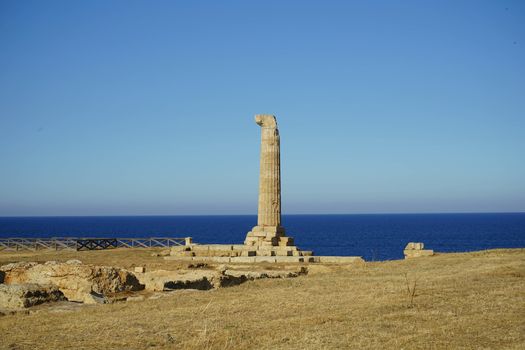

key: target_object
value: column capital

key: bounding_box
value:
[255,114,277,128]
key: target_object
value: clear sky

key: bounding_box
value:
[0,0,524,216]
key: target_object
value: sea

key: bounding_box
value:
[0,213,524,261]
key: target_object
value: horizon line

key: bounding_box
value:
[1,211,524,218]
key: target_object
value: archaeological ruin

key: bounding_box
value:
[168,114,314,262]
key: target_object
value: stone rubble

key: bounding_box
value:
[0,260,311,309]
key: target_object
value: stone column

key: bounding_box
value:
[245,115,293,247]
[256,115,281,227]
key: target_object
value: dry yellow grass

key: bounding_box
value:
[1,248,524,349]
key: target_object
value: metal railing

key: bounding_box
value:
[0,237,189,251]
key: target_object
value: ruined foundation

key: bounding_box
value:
[166,114,363,263]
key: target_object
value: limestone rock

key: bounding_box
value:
[159,249,171,257]
[134,266,146,273]
[405,242,425,250]
[0,283,66,309]
[136,270,216,291]
[136,266,306,291]
[224,267,307,281]
[126,295,145,302]
[403,242,434,259]
[66,259,82,265]
[0,261,144,303]
[404,249,434,259]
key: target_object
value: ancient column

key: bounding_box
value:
[245,115,294,247]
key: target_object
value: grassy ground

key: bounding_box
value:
[0,248,524,349]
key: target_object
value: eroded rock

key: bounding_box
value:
[0,284,66,309]
[0,261,144,303]
[137,270,216,291]
[136,265,307,292]
[223,267,307,281]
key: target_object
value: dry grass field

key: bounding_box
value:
[0,248,524,349]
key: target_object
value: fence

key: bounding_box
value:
[0,237,190,251]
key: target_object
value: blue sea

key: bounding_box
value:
[0,213,524,261]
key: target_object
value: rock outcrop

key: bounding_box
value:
[0,261,144,303]
[0,283,66,309]
[137,270,216,291]
[135,266,307,292]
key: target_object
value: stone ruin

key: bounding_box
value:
[169,114,312,262]
[404,242,434,259]
[0,260,309,310]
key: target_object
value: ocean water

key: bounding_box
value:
[0,213,524,261]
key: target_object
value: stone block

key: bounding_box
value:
[243,237,260,246]
[256,249,274,256]
[241,250,256,257]
[207,245,233,251]
[205,250,232,257]
[405,242,425,250]
[134,266,145,273]
[247,231,268,238]
[251,225,285,234]
[273,249,293,256]
[254,245,273,251]
[279,237,294,246]
[230,257,256,263]
[190,257,208,262]
[274,256,304,263]
[404,249,434,259]
[254,257,277,263]
[189,245,208,252]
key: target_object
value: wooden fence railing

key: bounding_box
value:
[0,237,190,251]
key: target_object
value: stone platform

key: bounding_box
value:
[165,255,319,263]
[166,244,364,264]
[169,243,313,258]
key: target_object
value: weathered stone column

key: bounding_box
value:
[245,115,293,247]
[256,115,281,227]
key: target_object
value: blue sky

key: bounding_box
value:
[0,0,524,216]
